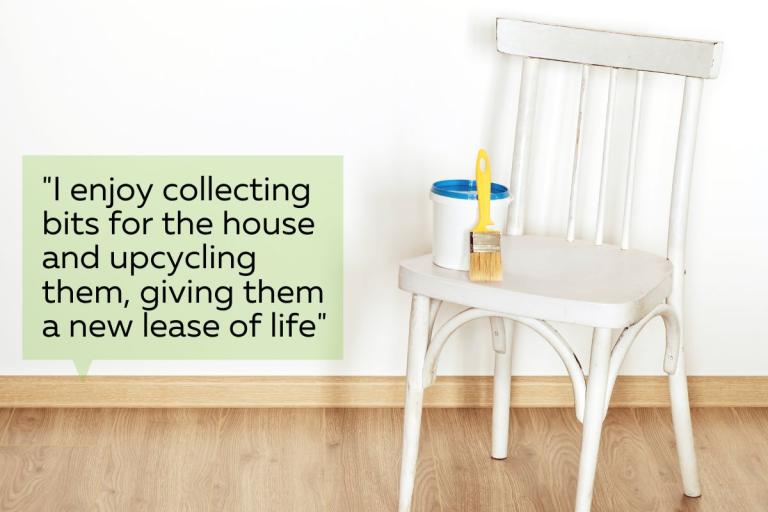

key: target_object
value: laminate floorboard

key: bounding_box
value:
[0,408,765,511]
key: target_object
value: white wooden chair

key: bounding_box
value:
[397,19,722,512]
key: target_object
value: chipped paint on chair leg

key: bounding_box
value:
[428,299,442,339]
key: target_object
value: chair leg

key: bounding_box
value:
[398,294,431,512]
[668,349,702,497]
[574,327,612,512]
[491,318,514,459]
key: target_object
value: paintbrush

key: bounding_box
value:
[469,149,502,282]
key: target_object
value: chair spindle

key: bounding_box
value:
[506,57,540,236]
[594,67,618,245]
[620,71,645,250]
[566,64,591,242]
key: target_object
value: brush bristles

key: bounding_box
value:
[469,231,502,282]
[469,251,502,282]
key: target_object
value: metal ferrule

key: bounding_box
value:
[470,232,501,253]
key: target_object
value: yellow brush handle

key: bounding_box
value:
[473,149,495,232]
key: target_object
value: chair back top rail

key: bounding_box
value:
[497,18,722,78]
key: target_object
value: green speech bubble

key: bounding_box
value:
[23,156,343,375]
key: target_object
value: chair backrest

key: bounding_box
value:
[496,18,722,301]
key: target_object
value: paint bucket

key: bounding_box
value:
[430,179,510,271]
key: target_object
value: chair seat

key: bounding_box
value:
[398,235,673,328]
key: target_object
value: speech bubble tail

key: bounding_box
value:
[72,359,92,377]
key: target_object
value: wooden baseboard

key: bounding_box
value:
[0,376,766,408]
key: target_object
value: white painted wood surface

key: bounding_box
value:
[420,307,587,421]
[497,18,722,78]
[621,71,645,250]
[666,76,705,499]
[398,294,430,512]
[566,65,590,242]
[398,17,719,512]
[490,316,512,459]
[574,327,612,512]
[505,57,539,236]
[399,235,672,328]
[594,67,618,245]
[605,303,681,414]
[496,54,539,460]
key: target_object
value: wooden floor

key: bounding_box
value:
[0,408,766,511]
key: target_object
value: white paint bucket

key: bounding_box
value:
[431,179,510,271]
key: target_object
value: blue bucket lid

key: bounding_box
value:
[431,179,509,200]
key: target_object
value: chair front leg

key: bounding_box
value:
[491,317,513,459]
[398,294,431,512]
[574,327,612,512]
[668,348,701,497]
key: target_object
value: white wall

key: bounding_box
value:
[1,0,766,376]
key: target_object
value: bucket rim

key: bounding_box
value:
[431,179,509,200]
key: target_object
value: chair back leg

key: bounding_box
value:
[668,351,702,497]
[491,318,514,459]
[398,294,431,512]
